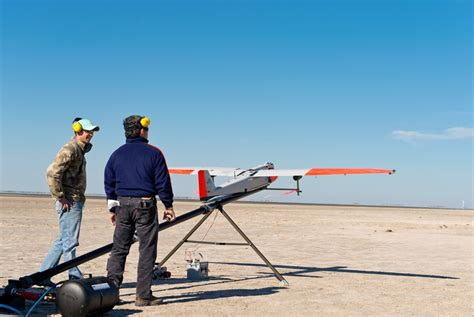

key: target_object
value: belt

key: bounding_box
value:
[118,196,156,208]
[118,196,155,200]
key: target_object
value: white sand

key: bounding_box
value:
[1,196,472,316]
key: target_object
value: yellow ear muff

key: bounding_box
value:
[72,121,82,133]
[140,117,150,128]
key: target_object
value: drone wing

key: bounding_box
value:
[169,166,394,200]
[252,168,395,177]
[169,167,240,177]
[170,167,395,177]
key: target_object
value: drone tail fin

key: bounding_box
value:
[198,170,216,200]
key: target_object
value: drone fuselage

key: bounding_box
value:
[198,162,277,201]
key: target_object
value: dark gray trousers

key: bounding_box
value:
[106,196,158,299]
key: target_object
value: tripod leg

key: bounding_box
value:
[159,210,214,267]
[218,207,289,286]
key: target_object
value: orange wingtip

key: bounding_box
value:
[305,168,395,176]
[169,169,194,174]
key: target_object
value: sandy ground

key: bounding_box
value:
[0,195,472,316]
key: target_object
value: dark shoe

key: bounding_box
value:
[135,295,163,306]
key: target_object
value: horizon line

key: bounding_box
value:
[0,191,470,211]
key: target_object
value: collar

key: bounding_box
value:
[71,138,93,153]
[126,136,149,144]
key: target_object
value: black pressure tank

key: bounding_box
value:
[55,276,119,317]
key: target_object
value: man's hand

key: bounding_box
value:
[163,209,176,222]
[110,212,116,226]
[59,198,70,211]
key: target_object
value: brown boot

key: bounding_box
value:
[135,295,163,306]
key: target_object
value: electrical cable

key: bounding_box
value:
[25,285,57,317]
[0,279,67,316]
[0,303,24,316]
[185,210,219,259]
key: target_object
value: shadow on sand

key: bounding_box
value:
[118,260,457,297]
[162,286,281,305]
[209,261,459,280]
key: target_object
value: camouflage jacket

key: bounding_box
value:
[46,138,92,203]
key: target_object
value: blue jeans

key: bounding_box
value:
[39,200,83,279]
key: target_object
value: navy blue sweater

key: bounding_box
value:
[104,137,174,209]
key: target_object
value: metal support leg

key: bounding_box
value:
[159,209,215,267]
[158,205,288,286]
[217,206,289,286]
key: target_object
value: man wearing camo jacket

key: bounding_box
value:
[38,117,100,286]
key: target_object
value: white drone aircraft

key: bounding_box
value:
[162,162,394,286]
[169,162,395,202]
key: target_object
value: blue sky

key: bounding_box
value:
[1,0,472,208]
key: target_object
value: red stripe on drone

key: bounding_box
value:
[305,168,393,176]
[197,170,208,199]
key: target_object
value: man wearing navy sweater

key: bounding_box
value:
[104,115,176,306]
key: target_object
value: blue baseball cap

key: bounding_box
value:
[78,118,100,131]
